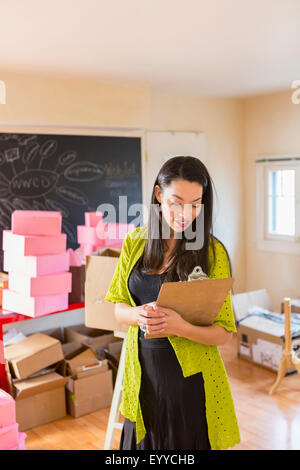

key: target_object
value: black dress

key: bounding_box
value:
[118,265,211,451]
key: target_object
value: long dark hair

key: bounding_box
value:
[133,156,232,283]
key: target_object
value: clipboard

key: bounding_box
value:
[144,277,234,339]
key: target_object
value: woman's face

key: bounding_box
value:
[154,179,203,235]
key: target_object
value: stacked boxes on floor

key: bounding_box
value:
[4,328,118,430]
[62,342,114,418]
[0,388,26,450]
[4,333,69,431]
[2,210,72,317]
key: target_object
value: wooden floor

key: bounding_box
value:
[24,334,300,450]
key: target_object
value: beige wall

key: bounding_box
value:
[0,70,245,292]
[244,90,300,310]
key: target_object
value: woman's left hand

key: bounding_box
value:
[144,302,187,336]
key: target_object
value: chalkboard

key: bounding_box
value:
[0,132,142,270]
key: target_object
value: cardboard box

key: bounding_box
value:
[232,288,272,322]
[8,271,72,297]
[2,289,69,317]
[13,372,69,431]
[4,333,64,379]
[107,339,123,356]
[11,210,62,236]
[3,251,70,277]
[66,368,113,418]
[65,346,108,379]
[64,324,115,350]
[61,342,113,418]
[98,349,121,387]
[233,289,300,372]
[84,248,128,333]
[84,211,103,227]
[42,327,65,343]
[2,230,67,256]
[61,341,83,357]
[77,225,105,245]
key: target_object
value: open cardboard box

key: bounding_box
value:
[84,248,128,333]
[11,371,69,432]
[233,289,300,372]
[65,368,113,418]
[62,343,113,418]
[4,333,64,380]
[64,344,109,379]
[64,324,116,350]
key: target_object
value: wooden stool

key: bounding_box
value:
[269,297,300,395]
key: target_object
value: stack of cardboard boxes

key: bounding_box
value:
[233,289,300,373]
[5,333,69,431]
[4,325,121,432]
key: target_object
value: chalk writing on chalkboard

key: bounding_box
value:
[0,132,142,270]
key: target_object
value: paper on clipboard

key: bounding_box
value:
[144,277,234,339]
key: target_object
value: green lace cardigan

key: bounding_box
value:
[104,225,241,450]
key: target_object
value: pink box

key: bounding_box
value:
[4,251,70,277]
[9,432,27,450]
[0,423,18,450]
[84,211,103,227]
[68,248,84,267]
[3,230,67,256]
[0,389,16,427]
[9,271,72,297]
[11,210,62,236]
[2,290,69,317]
[104,223,134,246]
[77,224,106,245]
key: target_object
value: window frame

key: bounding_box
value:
[256,156,300,255]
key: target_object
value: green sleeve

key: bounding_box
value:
[209,241,237,333]
[104,231,132,306]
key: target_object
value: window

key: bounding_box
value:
[256,156,300,254]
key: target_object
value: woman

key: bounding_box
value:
[104,156,240,450]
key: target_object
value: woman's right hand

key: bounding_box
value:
[133,301,167,335]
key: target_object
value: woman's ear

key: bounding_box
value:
[154,185,162,204]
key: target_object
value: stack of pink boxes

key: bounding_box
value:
[77,211,106,257]
[2,210,72,317]
[77,212,134,256]
[103,221,135,248]
[0,388,26,450]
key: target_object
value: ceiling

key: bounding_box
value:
[1,0,300,98]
